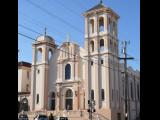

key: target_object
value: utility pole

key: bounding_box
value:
[119,41,134,120]
[134,75,138,120]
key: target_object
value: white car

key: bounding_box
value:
[34,114,48,120]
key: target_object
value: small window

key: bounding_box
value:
[101,60,103,64]
[91,89,94,100]
[101,89,105,101]
[37,94,39,104]
[91,61,93,66]
[37,69,40,74]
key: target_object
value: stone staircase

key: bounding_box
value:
[19,109,110,120]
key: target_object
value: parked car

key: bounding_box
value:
[54,117,68,120]
[18,114,29,120]
[34,114,48,120]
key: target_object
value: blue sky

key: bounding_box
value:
[18,0,140,70]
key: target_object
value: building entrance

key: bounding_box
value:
[65,89,73,110]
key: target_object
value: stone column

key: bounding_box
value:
[104,55,110,108]
[104,13,108,33]
[75,61,79,80]
[85,17,89,38]
[56,85,60,111]
[85,39,89,51]
[42,46,46,63]
[73,85,78,110]
[94,37,99,53]
[71,61,74,80]
[94,14,98,36]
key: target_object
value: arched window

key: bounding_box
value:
[100,39,104,51]
[66,89,73,97]
[99,17,104,32]
[65,89,73,110]
[90,41,94,52]
[91,89,94,100]
[65,64,71,80]
[113,21,116,36]
[21,98,29,111]
[90,19,94,33]
[48,49,53,61]
[108,17,111,33]
[37,48,42,63]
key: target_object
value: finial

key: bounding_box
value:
[44,27,47,36]
[100,0,103,4]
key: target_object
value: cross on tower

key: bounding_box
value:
[44,27,47,36]
[100,0,103,4]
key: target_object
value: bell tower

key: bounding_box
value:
[83,1,120,111]
[31,33,56,111]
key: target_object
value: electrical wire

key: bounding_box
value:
[26,0,84,34]
[18,32,123,71]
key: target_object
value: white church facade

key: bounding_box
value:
[18,2,140,120]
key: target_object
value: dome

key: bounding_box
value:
[37,35,55,43]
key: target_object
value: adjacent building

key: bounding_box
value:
[18,61,31,112]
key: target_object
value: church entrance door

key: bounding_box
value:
[65,89,73,110]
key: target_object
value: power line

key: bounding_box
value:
[18,24,43,35]
[52,0,80,17]
[18,11,66,37]
[18,32,123,72]
[18,21,136,71]
[26,0,84,34]
[18,32,36,41]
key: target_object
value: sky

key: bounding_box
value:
[18,0,140,70]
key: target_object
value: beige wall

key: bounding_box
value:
[18,66,31,92]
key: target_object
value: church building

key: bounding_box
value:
[27,1,140,120]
